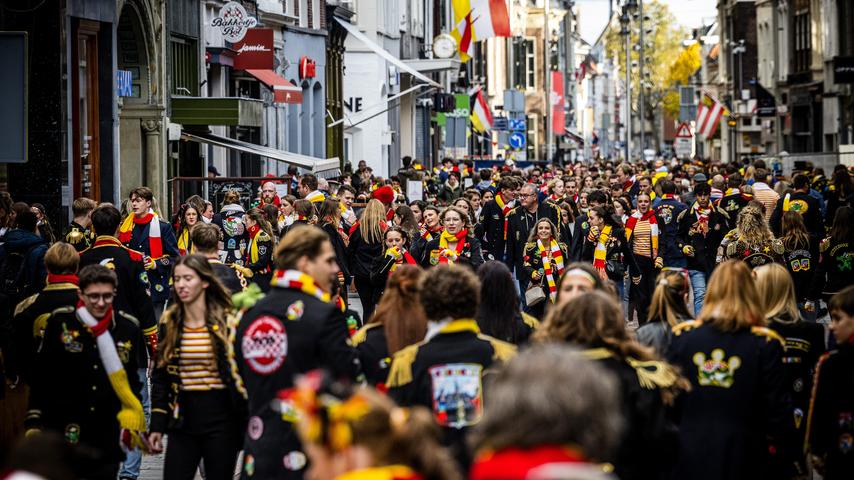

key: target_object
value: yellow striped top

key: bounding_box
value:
[632,220,652,257]
[179,326,225,391]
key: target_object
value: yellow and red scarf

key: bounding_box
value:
[538,239,565,301]
[420,224,442,241]
[118,211,162,258]
[270,269,331,302]
[438,229,468,264]
[592,225,612,270]
[177,228,193,256]
[245,225,270,273]
[625,209,659,257]
[495,192,513,241]
[386,247,417,274]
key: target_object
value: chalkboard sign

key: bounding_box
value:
[0,33,27,163]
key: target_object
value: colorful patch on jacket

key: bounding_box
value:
[61,324,82,353]
[241,316,288,374]
[286,301,304,321]
[692,349,741,388]
[429,363,484,429]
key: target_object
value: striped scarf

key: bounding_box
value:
[495,193,512,240]
[593,225,612,270]
[75,304,147,451]
[438,229,468,264]
[246,225,270,273]
[625,210,659,258]
[386,247,417,274]
[177,228,192,256]
[421,224,442,241]
[118,211,162,258]
[270,269,330,302]
[538,239,565,301]
[691,202,711,236]
[305,190,326,204]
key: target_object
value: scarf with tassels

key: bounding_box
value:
[691,202,711,236]
[118,211,162,258]
[438,229,468,264]
[75,303,148,452]
[270,269,331,302]
[495,193,513,240]
[386,247,417,275]
[593,225,612,270]
[625,210,659,257]
[538,239,565,301]
[47,273,79,285]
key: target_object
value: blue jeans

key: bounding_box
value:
[119,368,150,479]
[688,269,707,316]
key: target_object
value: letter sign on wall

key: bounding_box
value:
[211,1,258,43]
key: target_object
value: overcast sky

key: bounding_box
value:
[575,0,717,44]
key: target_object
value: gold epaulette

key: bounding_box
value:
[480,335,517,362]
[717,207,730,219]
[117,310,140,328]
[521,312,540,330]
[676,209,687,222]
[820,237,830,253]
[51,306,75,316]
[14,293,39,317]
[232,264,254,278]
[257,231,272,242]
[385,342,423,388]
[524,242,536,252]
[582,347,614,360]
[751,326,785,345]
[66,229,85,244]
[672,320,701,336]
[725,241,739,257]
[558,242,568,251]
[351,322,381,347]
[771,239,785,255]
[626,357,680,390]
[507,207,519,216]
[33,313,50,339]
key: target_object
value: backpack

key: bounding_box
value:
[0,244,39,298]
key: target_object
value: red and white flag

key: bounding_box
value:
[696,91,728,139]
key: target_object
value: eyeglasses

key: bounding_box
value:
[84,292,115,303]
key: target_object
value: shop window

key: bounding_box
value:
[171,36,199,96]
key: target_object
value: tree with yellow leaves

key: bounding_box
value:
[662,43,702,118]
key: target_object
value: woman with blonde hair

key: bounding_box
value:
[717,204,783,268]
[667,260,795,480]
[755,263,825,475]
[352,265,427,387]
[285,373,461,480]
[635,268,692,355]
[535,290,684,480]
[347,199,387,321]
[420,206,483,270]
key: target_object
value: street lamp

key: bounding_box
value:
[620,8,631,161]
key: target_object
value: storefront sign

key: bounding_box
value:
[212,1,257,43]
[299,56,316,79]
[233,28,273,70]
[833,56,854,84]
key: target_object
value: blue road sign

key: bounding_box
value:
[509,118,527,131]
[508,132,526,149]
[493,117,508,131]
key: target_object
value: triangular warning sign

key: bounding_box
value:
[675,122,692,138]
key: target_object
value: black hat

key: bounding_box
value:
[208,165,221,176]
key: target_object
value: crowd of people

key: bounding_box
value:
[0,154,852,480]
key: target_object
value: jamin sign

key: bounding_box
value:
[212,1,258,43]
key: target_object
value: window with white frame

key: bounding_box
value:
[524,38,536,89]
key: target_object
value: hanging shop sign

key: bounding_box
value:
[212,1,258,43]
[299,56,317,80]
[233,28,274,70]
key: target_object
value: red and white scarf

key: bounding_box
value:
[270,269,331,302]
[538,239,565,301]
[625,209,659,257]
[438,229,468,264]
[691,202,711,237]
[118,211,163,258]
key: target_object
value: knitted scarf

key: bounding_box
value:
[305,190,326,204]
[245,225,269,273]
[270,269,331,302]
[118,211,162,258]
[593,225,612,270]
[625,209,659,257]
[538,239,565,302]
[47,273,79,285]
[420,224,442,241]
[495,193,513,240]
[75,303,147,452]
[691,202,711,236]
[176,228,192,256]
[386,247,417,274]
[438,229,468,264]
[623,175,637,192]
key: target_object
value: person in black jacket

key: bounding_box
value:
[811,206,854,302]
[475,261,538,344]
[778,211,820,320]
[668,260,796,480]
[234,225,361,479]
[569,189,608,261]
[191,223,247,294]
[534,290,684,480]
[317,197,350,301]
[64,197,97,253]
[148,255,247,480]
[506,184,562,294]
[808,285,854,479]
[755,263,825,476]
[770,173,823,236]
[386,265,516,471]
[521,219,568,318]
[676,183,730,316]
[215,191,248,266]
[580,205,637,298]
[243,208,275,292]
[369,227,418,304]
[715,173,753,229]
[476,176,518,262]
[654,180,688,268]
[26,265,147,480]
[347,199,386,322]
[420,206,484,270]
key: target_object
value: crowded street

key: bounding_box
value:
[2,0,854,479]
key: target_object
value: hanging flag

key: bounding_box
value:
[451,0,510,62]
[696,91,728,139]
[551,71,565,136]
[470,89,494,133]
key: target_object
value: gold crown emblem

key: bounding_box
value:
[693,349,741,388]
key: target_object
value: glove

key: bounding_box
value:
[654,257,664,269]
[386,247,402,261]
[143,256,157,271]
[683,245,695,257]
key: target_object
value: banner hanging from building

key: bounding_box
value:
[551,71,565,136]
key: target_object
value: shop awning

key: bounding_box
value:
[335,18,441,88]
[245,69,303,104]
[402,58,461,74]
[181,130,339,174]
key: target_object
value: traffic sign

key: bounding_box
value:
[493,117,508,131]
[509,118,527,131]
[675,122,692,138]
[508,132,526,149]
